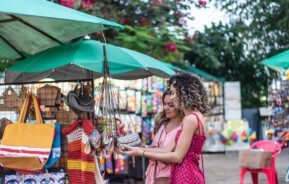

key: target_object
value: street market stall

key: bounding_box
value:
[0,38,174,183]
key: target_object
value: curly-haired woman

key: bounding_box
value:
[146,89,183,184]
[124,73,209,184]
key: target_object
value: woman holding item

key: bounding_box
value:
[124,73,209,184]
[146,89,183,184]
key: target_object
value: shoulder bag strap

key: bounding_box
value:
[154,124,166,180]
[191,112,205,180]
[31,94,44,124]
[23,95,45,124]
[17,93,31,124]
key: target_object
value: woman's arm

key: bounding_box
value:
[139,139,176,153]
[125,115,198,164]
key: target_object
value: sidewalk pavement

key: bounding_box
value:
[205,150,289,184]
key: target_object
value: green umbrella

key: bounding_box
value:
[261,50,289,71]
[5,39,175,83]
[0,0,124,60]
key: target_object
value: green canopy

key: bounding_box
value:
[171,63,224,82]
[5,39,175,83]
[0,0,124,60]
[261,50,289,71]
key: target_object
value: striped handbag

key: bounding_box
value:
[62,119,96,184]
[0,94,55,171]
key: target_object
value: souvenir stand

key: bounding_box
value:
[265,77,289,182]
[0,79,95,184]
[94,76,166,181]
[0,39,174,184]
[0,78,160,183]
[203,81,226,152]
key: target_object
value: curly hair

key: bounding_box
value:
[168,73,210,114]
[154,89,170,133]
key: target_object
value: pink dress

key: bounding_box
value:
[146,124,181,184]
[170,113,206,184]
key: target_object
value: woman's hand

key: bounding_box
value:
[114,147,126,155]
[123,145,143,157]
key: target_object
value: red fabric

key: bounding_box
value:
[62,119,95,184]
[170,113,206,184]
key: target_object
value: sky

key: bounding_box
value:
[186,2,229,34]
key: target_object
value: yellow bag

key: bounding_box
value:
[0,93,55,171]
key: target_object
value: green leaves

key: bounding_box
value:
[185,21,270,108]
[73,0,198,63]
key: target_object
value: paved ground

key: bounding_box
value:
[205,150,289,184]
[111,149,289,184]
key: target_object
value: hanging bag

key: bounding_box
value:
[23,94,61,169]
[0,94,55,171]
[43,123,61,169]
[62,84,94,115]
[115,119,141,151]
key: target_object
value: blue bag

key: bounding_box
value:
[43,123,61,169]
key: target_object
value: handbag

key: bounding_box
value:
[4,169,66,184]
[62,119,96,184]
[37,84,61,107]
[117,133,142,151]
[105,137,115,152]
[89,129,101,149]
[26,97,61,170]
[0,94,55,171]
[43,123,61,169]
[114,119,141,151]
[62,84,94,115]
[102,131,110,145]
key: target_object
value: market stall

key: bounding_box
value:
[0,37,174,183]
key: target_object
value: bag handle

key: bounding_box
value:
[154,125,166,180]
[17,93,31,124]
[24,95,45,124]
[18,93,44,124]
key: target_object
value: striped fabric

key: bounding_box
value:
[62,119,95,184]
[0,145,50,162]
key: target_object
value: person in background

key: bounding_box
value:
[124,73,209,184]
[146,88,183,184]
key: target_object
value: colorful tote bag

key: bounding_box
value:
[4,169,66,184]
[0,94,55,171]
[43,123,61,169]
[62,119,95,184]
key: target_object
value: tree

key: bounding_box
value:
[59,0,206,62]
[214,0,289,60]
[186,22,270,108]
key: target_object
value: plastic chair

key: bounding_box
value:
[240,140,281,184]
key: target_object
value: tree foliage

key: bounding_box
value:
[185,14,274,108]
[185,0,289,107]
[60,0,204,62]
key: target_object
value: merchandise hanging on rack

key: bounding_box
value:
[62,119,96,184]
[0,93,55,171]
[93,71,142,153]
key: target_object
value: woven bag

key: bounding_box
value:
[62,119,96,184]
[117,133,142,151]
[56,105,69,124]
[37,84,61,107]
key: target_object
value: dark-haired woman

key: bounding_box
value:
[124,73,209,184]
[146,89,183,184]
